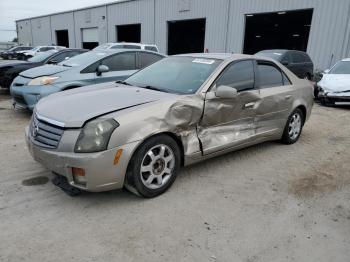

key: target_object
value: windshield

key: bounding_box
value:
[330,61,350,74]
[58,51,108,67]
[256,51,284,61]
[27,50,57,62]
[125,56,222,94]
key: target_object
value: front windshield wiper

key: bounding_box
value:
[139,85,167,93]
[116,80,132,86]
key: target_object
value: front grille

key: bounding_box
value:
[30,114,64,149]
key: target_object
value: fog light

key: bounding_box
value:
[72,167,87,185]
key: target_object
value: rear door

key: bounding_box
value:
[255,60,294,136]
[198,59,260,155]
[95,52,138,83]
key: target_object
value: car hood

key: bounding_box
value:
[35,83,176,128]
[319,74,350,92]
[19,65,70,78]
[0,60,29,67]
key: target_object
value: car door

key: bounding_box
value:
[254,60,294,137]
[198,59,260,155]
[95,52,138,84]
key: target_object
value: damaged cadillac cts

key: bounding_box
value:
[26,54,314,197]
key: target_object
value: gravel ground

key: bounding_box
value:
[0,92,349,262]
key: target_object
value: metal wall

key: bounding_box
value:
[16,0,350,69]
[107,0,155,44]
[74,6,108,48]
[31,16,52,46]
[50,12,75,48]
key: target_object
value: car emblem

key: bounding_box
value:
[32,123,39,137]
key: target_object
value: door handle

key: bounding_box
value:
[285,95,292,100]
[243,102,256,109]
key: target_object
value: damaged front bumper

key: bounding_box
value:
[318,90,350,105]
[25,126,139,192]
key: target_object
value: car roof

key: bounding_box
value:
[176,53,262,61]
[256,49,289,54]
[90,49,165,56]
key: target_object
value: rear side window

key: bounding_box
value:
[215,60,255,92]
[291,52,307,63]
[139,52,163,69]
[257,62,283,88]
[111,45,141,50]
[101,52,136,71]
[145,46,158,52]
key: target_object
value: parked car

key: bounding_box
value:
[25,53,314,197]
[316,58,350,106]
[255,50,314,80]
[19,46,66,59]
[0,46,32,60]
[11,49,165,109]
[0,49,87,89]
[94,42,159,52]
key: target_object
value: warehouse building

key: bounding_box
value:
[16,0,350,69]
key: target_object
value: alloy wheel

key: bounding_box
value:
[140,144,175,190]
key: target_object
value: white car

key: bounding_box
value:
[94,42,159,52]
[317,58,350,106]
[19,46,66,58]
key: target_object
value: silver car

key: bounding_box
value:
[26,54,314,197]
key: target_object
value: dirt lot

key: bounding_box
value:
[0,91,349,262]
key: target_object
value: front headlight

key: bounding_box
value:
[28,76,59,86]
[75,119,119,153]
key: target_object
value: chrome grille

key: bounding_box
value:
[30,114,64,149]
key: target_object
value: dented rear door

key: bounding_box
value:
[254,60,294,137]
[198,60,261,155]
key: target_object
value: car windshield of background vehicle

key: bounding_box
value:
[125,56,222,94]
[330,61,350,74]
[256,51,284,61]
[59,51,108,67]
[27,50,57,62]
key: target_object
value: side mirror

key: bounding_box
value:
[323,69,330,74]
[215,85,238,99]
[96,65,109,76]
[47,59,58,64]
[281,61,289,66]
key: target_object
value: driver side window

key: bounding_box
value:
[215,60,255,92]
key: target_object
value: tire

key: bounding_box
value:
[125,134,181,198]
[281,108,305,145]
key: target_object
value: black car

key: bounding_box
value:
[0,49,87,89]
[255,50,314,80]
[0,46,33,60]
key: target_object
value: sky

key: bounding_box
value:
[0,0,115,42]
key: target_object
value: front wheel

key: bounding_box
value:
[125,135,181,198]
[281,109,304,144]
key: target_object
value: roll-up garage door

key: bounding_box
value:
[82,28,99,49]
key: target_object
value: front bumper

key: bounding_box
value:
[25,126,139,192]
[10,76,60,110]
[318,91,350,104]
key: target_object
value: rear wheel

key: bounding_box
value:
[281,109,304,144]
[125,135,181,198]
